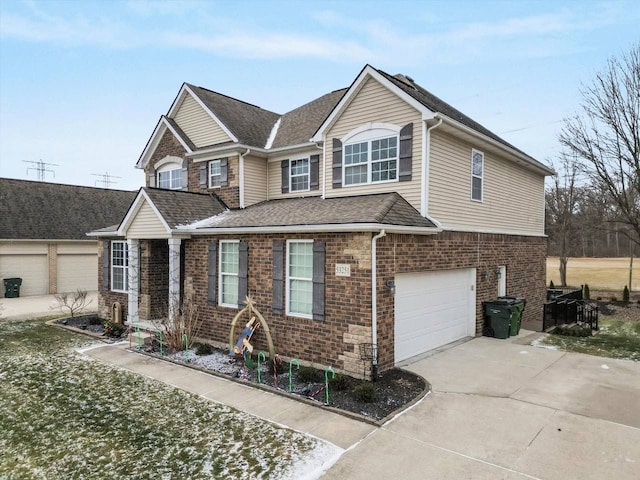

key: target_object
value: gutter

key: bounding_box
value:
[422,118,443,217]
[371,229,386,380]
[173,223,441,236]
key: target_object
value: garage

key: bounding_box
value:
[57,254,98,293]
[0,254,48,296]
[394,268,476,363]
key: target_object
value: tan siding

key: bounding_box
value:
[57,242,97,255]
[0,242,48,255]
[267,150,323,200]
[174,94,231,148]
[428,130,545,235]
[127,201,169,238]
[324,77,423,211]
[243,155,267,206]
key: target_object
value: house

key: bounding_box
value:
[90,65,553,378]
[0,178,135,297]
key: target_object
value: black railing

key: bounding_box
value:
[543,287,598,331]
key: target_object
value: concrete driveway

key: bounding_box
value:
[322,332,640,480]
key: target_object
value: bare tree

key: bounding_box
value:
[53,289,92,317]
[546,154,580,286]
[559,44,640,247]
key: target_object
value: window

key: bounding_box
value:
[111,241,128,292]
[471,150,484,201]
[157,167,181,190]
[287,240,313,317]
[219,240,239,306]
[344,135,397,186]
[209,159,221,187]
[290,158,309,191]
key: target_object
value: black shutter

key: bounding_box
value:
[310,154,319,190]
[281,159,290,194]
[207,242,217,304]
[272,240,284,315]
[238,241,248,308]
[220,158,228,187]
[148,166,156,188]
[312,241,325,321]
[399,123,413,181]
[200,164,208,188]
[181,159,189,190]
[102,241,110,291]
[332,138,342,188]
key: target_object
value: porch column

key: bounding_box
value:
[127,239,139,324]
[168,238,181,322]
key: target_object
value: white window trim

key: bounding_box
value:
[471,149,484,202]
[342,128,400,187]
[289,157,310,192]
[157,164,182,190]
[218,240,240,308]
[286,239,313,319]
[111,240,128,293]
[209,159,222,188]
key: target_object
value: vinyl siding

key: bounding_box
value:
[127,201,169,238]
[267,150,322,200]
[324,77,423,211]
[243,155,267,206]
[428,130,545,235]
[174,94,231,148]
[57,242,96,254]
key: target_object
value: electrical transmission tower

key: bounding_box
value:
[23,160,58,181]
[92,172,122,188]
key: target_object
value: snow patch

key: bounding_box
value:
[601,364,610,369]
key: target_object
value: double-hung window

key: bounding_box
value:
[290,158,309,191]
[157,167,181,190]
[219,240,239,307]
[287,240,313,317]
[111,241,128,292]
[471,150,484,201]
[209,159,222,188]
[344,134,398,186]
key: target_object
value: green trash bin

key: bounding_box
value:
[3,278,22,298]
[498,296,526,336]
[483,301,513,339]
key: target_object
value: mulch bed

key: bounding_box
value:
[590,290,640,322]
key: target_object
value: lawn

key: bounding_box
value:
[546,257,638,291]
[536,319,640,362]
[0,319,338,479]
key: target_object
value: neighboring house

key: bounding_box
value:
[90,65,553,378]
[0,178,135,297]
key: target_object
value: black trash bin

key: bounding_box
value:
[3,278,22,298]
[483,297,526,339]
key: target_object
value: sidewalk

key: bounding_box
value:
[0,292,99,321]
[83,342,376,450]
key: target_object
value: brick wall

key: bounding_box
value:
[97,239,128,320]
[139,240,169,320]
[144,130,240,208]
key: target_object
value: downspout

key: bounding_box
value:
[239,148,250,208]
[318,138,326,199]
[371,229,386,380]
[422,118,443,217]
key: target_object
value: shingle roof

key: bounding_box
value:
[0,178,136,240]
[271,89,347,148]
[164,116,196,151]
[142,187,227,228]
[186,84,281,148]
[183,193,437,230]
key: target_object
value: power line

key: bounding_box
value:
[23,160,58,181]
[92,172,122,188]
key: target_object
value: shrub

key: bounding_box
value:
[583,284,590,300]
[195,343,213,355]
[352,382,376,403]
[623,286,630,303]
[611,296,618,302]
[549,280,555,288]
[297,366,323,383]
[329,373,350,391]
[596,296,602,301]
[103,319,125,338]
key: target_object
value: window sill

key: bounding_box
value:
[343,178,399,188]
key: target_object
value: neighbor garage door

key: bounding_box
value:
[394,269,476,363]
[0,254,48,296]
[57,254,98,293]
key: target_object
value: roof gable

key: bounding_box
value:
[136,116,193,168]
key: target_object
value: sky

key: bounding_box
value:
[0,0,638,191]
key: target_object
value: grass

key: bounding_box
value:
[538,320,640,362]
[0,319,335,479]
[546,257,638,291]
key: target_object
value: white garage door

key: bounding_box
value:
[0,254,48,296]
[395,269,476,363]
[57,254,98,293]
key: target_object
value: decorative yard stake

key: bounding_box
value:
[183,334,189,362]
[156,331,163,356]
[257,351,266,384]
[288,359,300,393]
[325,367,335,405]
[134,325,141,350]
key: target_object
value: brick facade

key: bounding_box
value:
[139,240,169,320]
[97,239,128,320]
